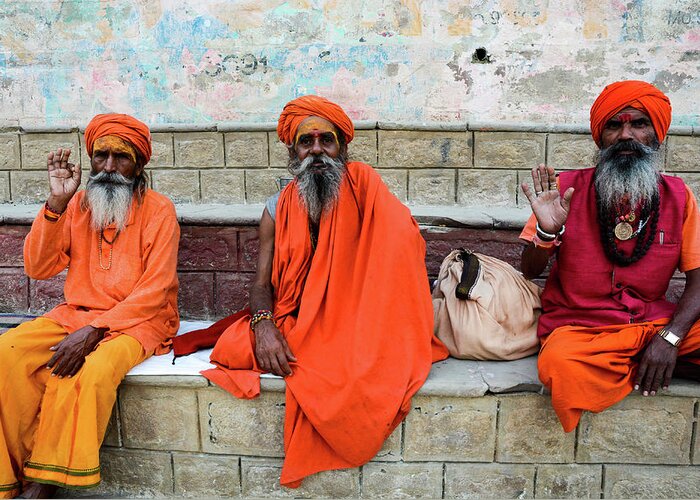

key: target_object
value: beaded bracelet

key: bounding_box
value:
[44,201,64,222]
[250,309,274,330]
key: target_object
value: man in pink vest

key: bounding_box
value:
[520,80,700,432]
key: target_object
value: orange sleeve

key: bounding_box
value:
[23,201,74,280]
[519,214,537,243]
[680,184,700,272]
[88,211,180,334]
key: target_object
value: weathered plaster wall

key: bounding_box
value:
[1,0,698,127]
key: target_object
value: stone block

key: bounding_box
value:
[245,169,287,203]
[10,171,48,203]
[0,268,28,313]
[268,133,290,167]
[379,131,471,168]
[103,405,120,447]
[0,171,10,202]
[404,395,497,461]
[0,134,20,169]
[28,272,66,315]
[376,169,407,201]
[178,272,215,320]
[372,425,402,462]
[173,452,240,497]
[604,465,700,498]
[95,448,173,497]
[496,394,574,463]
[535,464,602,499]
[237,228,259,272]
[408,169,456,204]
[241,458,360,498]
[20,133,81,170]
[0,225,29,266]
[175,132,225,168]
[362,462,442,498]
[474,132,545,169]
[444,463,535,499]
[120,385,200,452]
[547,134,597,169]
[349,130,378,165]
[215,272,254,317]
[225,132,268,167]
[149,133,174,168]
[667,135,700,172]
[200,169,245,203]
[178,226,238,271]
[152,170,200,203]
[458,169,517,207]
[577,396,694,464]
[199,387,285,456]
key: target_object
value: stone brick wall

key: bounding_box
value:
[2,124,698,206]
[76,376,700,498]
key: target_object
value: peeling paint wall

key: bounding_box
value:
[1,0,698,127]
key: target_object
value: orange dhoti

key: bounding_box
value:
[538,319,700,432]
[0,317,147,497]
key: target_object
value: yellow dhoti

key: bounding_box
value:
[0,317,147,497]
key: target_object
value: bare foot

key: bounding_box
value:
[17,482,57,499]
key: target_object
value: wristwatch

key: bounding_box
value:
[657,328,682,347]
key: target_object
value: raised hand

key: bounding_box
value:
[521,164,574,234]
[47,148,81,213]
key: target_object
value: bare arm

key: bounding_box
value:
[249,208,297,377]
[521,243,552,279]
[635,267,700,395]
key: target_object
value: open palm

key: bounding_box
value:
[47,148,81,201]
[521,164,574,234]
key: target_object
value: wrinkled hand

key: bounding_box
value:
[47,148,81,213]
[46,325,105,378]
[634,335,678,396]
[253,321,297,377]
[521,164,574,234]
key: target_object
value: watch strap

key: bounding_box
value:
[657,328,681,347]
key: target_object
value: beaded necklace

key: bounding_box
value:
[98,229,119,270]
[596,191,659,267]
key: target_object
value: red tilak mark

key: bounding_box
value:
[617,113,633,122]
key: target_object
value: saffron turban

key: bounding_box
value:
[84,113,152,164]
[589,80,672,147]
[277,95,354,146]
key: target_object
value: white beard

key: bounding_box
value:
[288,154,346,224]
[85,171,135,231]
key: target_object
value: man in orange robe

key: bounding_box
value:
[519,81,700,432]
[177,95,447,487]
[0,114,180,498]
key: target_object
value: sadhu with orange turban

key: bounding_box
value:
[518,80,700,434]
[174,95,448,487]
[0,113,179,498]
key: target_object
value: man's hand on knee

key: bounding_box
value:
[253,321,297,377]
[634,335,678,396]
[46,325,106,378]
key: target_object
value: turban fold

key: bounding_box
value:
[590,80,672,147]
[85,113,152,164]
[277,95,354,146]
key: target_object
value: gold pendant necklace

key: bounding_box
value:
[614,222,633,240]
[98,229,119,270]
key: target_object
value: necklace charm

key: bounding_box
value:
[614,222,633,241]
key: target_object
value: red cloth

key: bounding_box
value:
[84,114,152,163]
[202,162,448,487]
[589,80,672,147]
[172,309,249,357]
[277,95,355,145]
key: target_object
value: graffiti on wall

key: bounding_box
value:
[0,0,698,126]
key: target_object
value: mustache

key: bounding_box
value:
[599,140,657,162]
[88,170,134,186]
[288,154,344,176]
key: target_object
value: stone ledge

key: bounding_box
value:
[0,203,532,230]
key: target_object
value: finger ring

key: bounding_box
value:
[535,191,542,196]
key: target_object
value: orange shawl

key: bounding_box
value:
[203,162,448,487]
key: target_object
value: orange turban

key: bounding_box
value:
[277,95,354,146]
[589,80,672,147]
[84,113,152,164]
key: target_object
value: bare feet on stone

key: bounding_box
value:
[17,482,57,499]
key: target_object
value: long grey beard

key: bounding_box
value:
[288,154,346,224]
[86,171,135,231]
[594,141,661,211]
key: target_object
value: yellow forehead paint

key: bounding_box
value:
[92,135,137,163]
[295,117,337,146]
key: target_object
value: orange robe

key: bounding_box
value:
[203,162,448,487]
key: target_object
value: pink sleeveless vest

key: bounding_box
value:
[538,167,686,336]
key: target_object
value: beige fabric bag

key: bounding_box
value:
[432,250,542,360]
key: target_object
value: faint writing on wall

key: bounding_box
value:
[667,10,700,25]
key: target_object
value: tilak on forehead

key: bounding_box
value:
[294,117,338,146]
[92,136,138,163]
